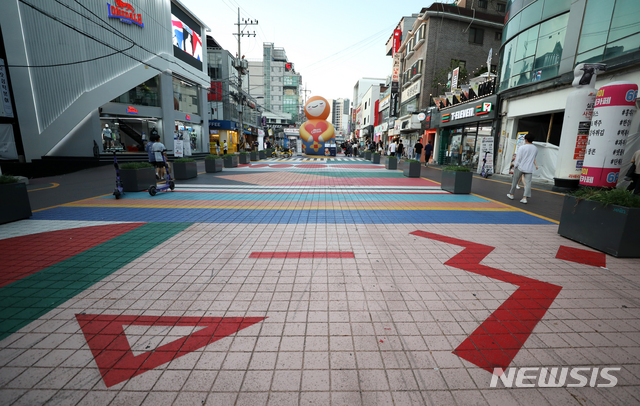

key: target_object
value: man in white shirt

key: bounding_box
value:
[507,133,538,204]
[389,142,397,157]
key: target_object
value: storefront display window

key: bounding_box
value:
[172,77,200,115]
[99,117,160,153]
[175,121,203,153]
[111,76,160,107]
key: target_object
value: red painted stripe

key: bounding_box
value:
[555,245,606,267]
[0,223,145,288]
[76,314,265,387]
[249,251,355,259]
[410,231,562,374]
[175,191,449,195]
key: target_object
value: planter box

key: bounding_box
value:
[0,182,32,224]
[359,151,365,158]
[558,195,640,257]
[403,162,422,178]
[205,158,223,173]
[120,167,156,192]
[173,161,198,180]
[259,150,266,159]
[385,157,397,170]
[250,151,258,161]
[441,170,473,194]
[372,154,380,164]
[223,155,239,168]
[364,151,372,160]
[239,154,250,164]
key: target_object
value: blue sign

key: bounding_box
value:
[209,120,237,130]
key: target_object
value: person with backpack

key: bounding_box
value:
[146,135,158,179]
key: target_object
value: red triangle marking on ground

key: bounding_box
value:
[411,230,562,375]
[555,245,606,268]
[0,223,145,288]
[76,314,266,387]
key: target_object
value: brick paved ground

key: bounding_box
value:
[1,157,639,405]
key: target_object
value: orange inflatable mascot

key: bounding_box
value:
[299,96,335,155]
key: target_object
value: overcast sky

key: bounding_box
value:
[181,0,438,102]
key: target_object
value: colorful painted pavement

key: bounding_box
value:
[1,163,639,405]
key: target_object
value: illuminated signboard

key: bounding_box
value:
[185,114,191,121]
[171,3,203,70]
[285,62,293,71]
[107,0,143,28]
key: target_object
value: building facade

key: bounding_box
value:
[0,0,210,170]
[496,0,640,182]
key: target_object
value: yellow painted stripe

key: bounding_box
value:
[28,182,60,192]
[63,203,516,211]
[471,193,560,224]
[33,193,113,213]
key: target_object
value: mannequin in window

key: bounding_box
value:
[102,124,113,151]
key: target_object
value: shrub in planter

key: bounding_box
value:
[204,154,223,173]
[239,152,250,164]
[250,151,258,161]
[558,188,640,257]
[264,148,275,158]
[173,158,198,179]
[364,151,372,160]
[119,162,156,192]
[441,165,473,194]
[403,159,422,177]
[371,152,381,164]
[223,153,239,168]
[0,175,32,224]
[259,150,266,159]
[385,156,398,170]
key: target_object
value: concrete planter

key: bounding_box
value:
[372,154,381,164]
[558,195,640,257]
[385,157,397,170]
[403,162,422,178]
[441,170,473,194]
[120,167,156,192]
[173,161,198,180]
[205,158,223,173]
[223,155,239,168]
[364,151,372,160]
[259,150,266,159]
[239,154,250,164]
[0,182,32,224]
[250,151,258,161]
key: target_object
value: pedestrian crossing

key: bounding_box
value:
[264,157,367,162]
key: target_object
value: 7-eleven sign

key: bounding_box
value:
[476,102,493,115]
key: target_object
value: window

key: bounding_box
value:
[478,0,487,9]
[495,31,503,41]
[469,27,484,44]
[497,2,506,13]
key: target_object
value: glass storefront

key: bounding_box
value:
[172,77,200,115]
[175,120,203,153]
[111,76,160,107]
[99,117,160,152]
[440,121,493,168]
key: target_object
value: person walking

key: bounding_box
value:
[507,133,538,204]
[388,141,397,157]
[216,141,221,156]
[397,140,404,159]
[424,140,433,167]
[414,140,424,164]
[223,140,228,155]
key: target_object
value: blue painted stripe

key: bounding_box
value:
[97,192,490,203]
[32,207,553,225]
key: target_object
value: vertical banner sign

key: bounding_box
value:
[0,58,14,118]
[477,136,494,175]
[393,29,402,55]
[174,139,184,158]
[451,67,460,90]
[580,81,637,187]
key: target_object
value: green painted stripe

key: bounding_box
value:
[0,222,192,341]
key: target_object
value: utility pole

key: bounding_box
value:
[233,8,257,151]
[301,83,312,123]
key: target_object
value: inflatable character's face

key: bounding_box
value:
[305,96,330,120]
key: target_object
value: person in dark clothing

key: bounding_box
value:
[424,140,433,167]
[414,140,424,163]
[397,140,404,159]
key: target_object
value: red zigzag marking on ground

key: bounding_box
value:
[410,231,562,374]
[76,314,265,387]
